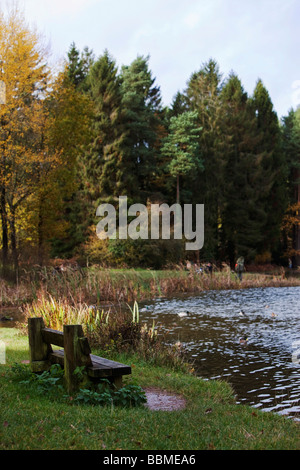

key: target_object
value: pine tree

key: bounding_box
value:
[220,74,270,265]
[67,42,94,91]
[160,111,203,204]
[120,55,163,200]
[251,79,288,259]
[81,50,125,204]
[281,109,300,266]
[184,59,224,260]
[168,91,188,118]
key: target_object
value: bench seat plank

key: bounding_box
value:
[49,350,131,378]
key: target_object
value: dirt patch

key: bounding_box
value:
[144,387,186,411]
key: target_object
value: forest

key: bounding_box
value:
[0,8,300,278]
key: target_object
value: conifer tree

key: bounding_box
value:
[251,79,288,259]
[220,74,270,265]
[67,42,94,91]
[281,109,300,266]
[120,55,163,199]
[81,50,124,205]
[160,111,202,204]
[184,59,224,260]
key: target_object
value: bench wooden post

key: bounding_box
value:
[63,324,92,394]
[28,317,52,373]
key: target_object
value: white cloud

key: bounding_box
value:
[1,0,298,117]
[184,12,200,30]
[21,0,100,21]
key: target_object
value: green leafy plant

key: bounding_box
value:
[16,363,64,394]
[72,381,146,407]
[113,384,147,407]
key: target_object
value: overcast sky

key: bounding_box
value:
[4,0,300,118]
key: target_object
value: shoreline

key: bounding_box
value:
[1,268,300,309]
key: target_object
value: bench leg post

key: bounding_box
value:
[113,376,123,390]
[28,317,52,373]
[63,325,92,394]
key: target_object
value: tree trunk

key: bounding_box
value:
[38,195,44,266]
[0,185,8,278]
[8,205,18,281]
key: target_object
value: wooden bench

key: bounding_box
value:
[28,317,131,393]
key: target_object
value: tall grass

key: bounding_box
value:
[19,265,300,304]
[20,293,191,372]
[2,264,300,309]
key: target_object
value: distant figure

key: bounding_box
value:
[288,258,293,270]
[206,262,213,277]
[235,257,245,281]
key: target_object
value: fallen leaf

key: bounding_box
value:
[3,421,9,427]
[243,427,255,439]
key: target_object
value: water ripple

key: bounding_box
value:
[140,286,300,421]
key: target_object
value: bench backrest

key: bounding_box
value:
[28,317,92,393]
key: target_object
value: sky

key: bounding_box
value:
[3,0,300,118]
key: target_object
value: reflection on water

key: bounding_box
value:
[139,286,300,421]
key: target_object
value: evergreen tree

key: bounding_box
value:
[161,111,203,204]
[72,49,128,253]
[251,79,288,259]
[82,50,125,201]
[67,42,94,91]
[184,59,224,260]
[220,74,270,265]
[168,91,188,118]
[120,55,163,200]
[281,109,300,266]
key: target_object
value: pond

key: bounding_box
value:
[139,286,300,421]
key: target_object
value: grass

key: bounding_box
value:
[1,265,300,307]
[0,328,299,450]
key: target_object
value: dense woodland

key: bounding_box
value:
[0,9,300,276]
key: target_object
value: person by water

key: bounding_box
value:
[235,256,245,281]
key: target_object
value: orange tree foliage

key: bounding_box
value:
[0,6,92,268]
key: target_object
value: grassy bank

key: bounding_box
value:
[0,328,299,450]
[1,265,300,308]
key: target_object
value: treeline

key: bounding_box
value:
[0,8,299,275]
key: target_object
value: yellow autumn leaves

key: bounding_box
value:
[0,6,91,270]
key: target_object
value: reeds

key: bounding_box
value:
[20,290,190,372]
[2,265,300,309]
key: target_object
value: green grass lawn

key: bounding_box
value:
[0,327,299,450]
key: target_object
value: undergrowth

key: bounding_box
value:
[8,362,147,408]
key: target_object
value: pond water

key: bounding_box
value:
[139,286,300,421]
